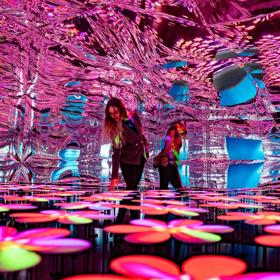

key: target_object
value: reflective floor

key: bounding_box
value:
[1,184,280,279]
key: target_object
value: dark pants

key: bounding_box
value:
[120,157,145,190]
[159,164,182,189]
[115,157,145,223]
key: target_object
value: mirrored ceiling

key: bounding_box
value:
[0,0,279,188]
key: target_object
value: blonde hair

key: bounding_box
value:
[102,97,128,148]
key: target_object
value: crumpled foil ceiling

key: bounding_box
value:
[0,0,279,187]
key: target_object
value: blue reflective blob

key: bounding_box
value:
[169,81,189,102]
[59,148,80,161]
[220,74,257,106]
[178,146,188,160]
[239,50,256,57]
[254,79,265,89]
[244,64,265,89]
[160,138,165,150]
[137,102,145,113]
[227,162,264,189]
[64,81,81,87]
[270,169,280,176]
[163,103,175,110]
[250,69,263,74]
[121,78,133,84]
[163,60,187,69]
[62,94,87,123]
[239,115,249,120]
[67,95,88,102]
[52,149,80,181]
[85,53,96,60]
[62,111,83,120]
[64,105,85,112]
[41,112,50,117]
[226,137,265,160]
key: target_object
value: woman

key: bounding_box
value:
[103,97,148,191]
[158,123,186,189]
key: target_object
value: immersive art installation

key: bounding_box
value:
[0,0,280,279]
[0,0,279,187]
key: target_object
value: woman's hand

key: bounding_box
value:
[110,178,119,191]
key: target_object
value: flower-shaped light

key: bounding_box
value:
[54,201,95,210]
[0,204,9,212]
[1,195,27,202]
[218,211,280,226]
[104,202,202,217]
[22,196,50,202]
[82,194,126,202]
[135,204,202,217]
[132,198,186,206]
[64,276,133,280]
[197,193,266,210]
[88,202,115,211]
[32,194,66,201]
[254,224,280,247]
[54,201,115,211]
[4,204,37,210]
[110,255,247,280]
[10,210,114,224]
[34,190,85,198]
[0,226,91,272]
[63,254,247,280]
[200,196,239,203]
[200,201,264,210]
[220,272,280,279]
[142,190,183,199]
[105,218,233,244]
[241,195,279,204]
[190,193,224,201]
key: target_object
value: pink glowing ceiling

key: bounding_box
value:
[0,0,279,186]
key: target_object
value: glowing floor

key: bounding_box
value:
[1,184,280,279]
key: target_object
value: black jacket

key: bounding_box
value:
[111,112,148,179]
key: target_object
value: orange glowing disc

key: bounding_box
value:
[255,235,280,247]
[182,255,247,280]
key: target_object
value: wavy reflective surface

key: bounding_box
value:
[0,0,279,187]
